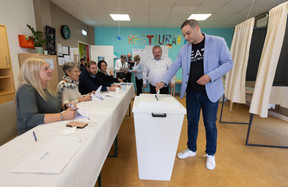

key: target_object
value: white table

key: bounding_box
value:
[0,85,134,187]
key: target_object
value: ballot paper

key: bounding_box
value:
[91,86,104,101]
[63,126,77,135]
[155,89,160,101]
[138,94,179,110]
[12,137,82,174]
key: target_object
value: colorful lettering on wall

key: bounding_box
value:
[128,34,182,47]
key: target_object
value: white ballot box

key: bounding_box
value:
[132,94,186,181]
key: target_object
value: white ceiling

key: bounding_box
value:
[50,0,287,28]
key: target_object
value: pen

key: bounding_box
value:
[68,103,78,111]
[33,131,37,142]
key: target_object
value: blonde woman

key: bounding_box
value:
[16,58,76,135]
[57,62,91,107]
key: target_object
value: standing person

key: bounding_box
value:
[16,58,76,135]
[126,53,134,82]
[129,55,144,96]
[97,60,123,84]
[79,58,86,74]
[156,19,233,170]
[115,55,129,82]
[143,45,175,94]
[57,62,91,107]
[79,61,119,95]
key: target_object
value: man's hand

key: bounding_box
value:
[196,75,211,85]
[78,94,91,102]
[143,84,147,88]
[171,83,175,87]
[156,82,165,92]
[112,84,121,88]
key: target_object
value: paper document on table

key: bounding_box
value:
[103,93,121,98]
[12,137,82,174]
[63,126,77,135]
[120,67,129,72]
[91,86,104,100]
[77,107,90,118]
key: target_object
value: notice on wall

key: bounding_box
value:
[132,49,146,65]
[58,57,65,66]
[57,44,63,56]
[43,58,54,70]
[62,46,69,55]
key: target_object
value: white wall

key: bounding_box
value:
[90,45,114,69]
[0,0,36,87]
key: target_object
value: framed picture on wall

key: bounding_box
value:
[45,25,56,55]
[98,56,105,61]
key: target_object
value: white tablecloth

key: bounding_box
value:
[0,85,134,187]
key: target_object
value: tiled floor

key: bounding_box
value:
[97,98,288,187]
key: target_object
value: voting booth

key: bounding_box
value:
[132,94,186,181]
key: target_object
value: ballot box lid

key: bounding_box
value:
[132,94,186,114]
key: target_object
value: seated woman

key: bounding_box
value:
[16,58,76,135]
[57,62,91,107]
[97,60,123,84]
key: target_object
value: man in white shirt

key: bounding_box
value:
[143,45,175,94]
[114,55,129,82]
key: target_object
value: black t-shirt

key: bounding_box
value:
[187,37,206,94]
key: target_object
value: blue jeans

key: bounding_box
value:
[186,88,219,155]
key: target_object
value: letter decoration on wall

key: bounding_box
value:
[129,34,182,48]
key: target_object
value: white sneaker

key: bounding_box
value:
[177,149,196,159]
[204,154,216,170]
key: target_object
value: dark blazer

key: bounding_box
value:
[79,69,111,95]
[79,64,86,74]
[97,71,119,84]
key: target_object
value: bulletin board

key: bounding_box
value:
[18,53,58,91]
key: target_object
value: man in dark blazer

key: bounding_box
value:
[79,61,119,95]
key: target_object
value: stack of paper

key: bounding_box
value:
[12,137,82,174]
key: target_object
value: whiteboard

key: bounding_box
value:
[90,45,114,69]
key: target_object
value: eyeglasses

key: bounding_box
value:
[72,70,80,73]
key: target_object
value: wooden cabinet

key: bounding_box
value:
[0,25,15,104]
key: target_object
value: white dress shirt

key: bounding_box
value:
[143,57,176,86]
[114,59,128,72]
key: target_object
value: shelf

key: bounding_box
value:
[0,91,14,104]
[0,90,14,96]
[0,66,11,69]
[0,25,15,104]
[0,76,12,79]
